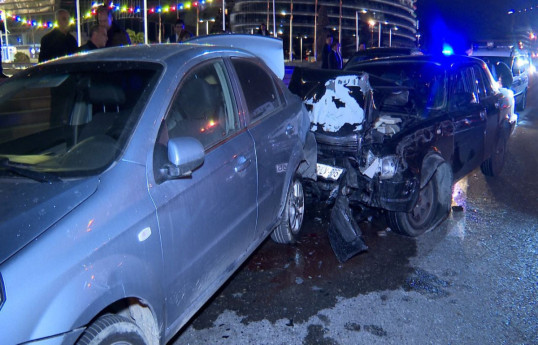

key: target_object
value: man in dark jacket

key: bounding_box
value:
[321,33,333,69]
[96,5,131,47]
[38,9,77,62]
[167,19,192,43]
[78,25,108,52]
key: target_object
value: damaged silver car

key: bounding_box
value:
[290,55,515,261]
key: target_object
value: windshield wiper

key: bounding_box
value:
[0,158,62,183]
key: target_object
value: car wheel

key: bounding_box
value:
[77,314,148,345]
[481,135,506,177]
[387,166,452,237]
[517,89,527,111]
[271,177,305,244]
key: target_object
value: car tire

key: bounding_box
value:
[77,314,148,345]
[481,134,506,177]
[271,176,305,244]
[517,89,527,111]
[387,165,452,237]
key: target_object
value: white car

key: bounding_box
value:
[472,46,530,110]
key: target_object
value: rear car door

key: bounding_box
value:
[230,58,300,235]
[148,59,257,331]
[449,65,487,180]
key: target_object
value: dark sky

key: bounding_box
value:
[416,0,537,53]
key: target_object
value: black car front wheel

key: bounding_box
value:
[77,314,149,345]
[271,176,305,244]
[387,164,452,237]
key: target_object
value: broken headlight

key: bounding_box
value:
[360,152,398,179]
[380,155,398,179]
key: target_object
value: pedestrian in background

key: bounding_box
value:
[96,5,131,47]
[38,9,77,63]
[328,40,343,69]
[321,33,333,69]
[78,25,108,52]
[257,23,269,36]
[167,19,192,43]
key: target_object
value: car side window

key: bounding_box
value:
[472,65,489,99]
[231,58,282,120]
[162,60,239,149]
[449,67,477,110]
[512,56,528,76]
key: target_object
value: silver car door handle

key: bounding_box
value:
[234,156,252,173]
[286,124,294,136]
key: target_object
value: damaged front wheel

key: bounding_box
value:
[271,177,305,244]
[387,164,452,237]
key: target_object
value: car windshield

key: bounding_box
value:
[0,62,161,178]
[348,61,446,113]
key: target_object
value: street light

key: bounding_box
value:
[389,26,398,47]
[355,11,360,51]
[368,19,375,47]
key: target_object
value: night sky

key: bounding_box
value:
[416,0,537,53]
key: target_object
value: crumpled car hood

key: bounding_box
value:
[0,177,99,265]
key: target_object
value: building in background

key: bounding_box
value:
[230,0,418,60]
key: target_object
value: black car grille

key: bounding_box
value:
[315,132,361,157]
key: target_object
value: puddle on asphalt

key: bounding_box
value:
[188,201,418,330]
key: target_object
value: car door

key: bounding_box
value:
[473,63,502,159]
[148,59,257,331]
[229,57,300,236]
[448,65,487,180]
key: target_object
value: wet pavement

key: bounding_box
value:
[173,80,537,344]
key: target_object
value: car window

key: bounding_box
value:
[512,56,528,76]
[472,65,489,100]
[160,60,239,150]
[231,58,282,121]
[449,66,477,110]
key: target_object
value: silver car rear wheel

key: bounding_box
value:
[271,177,305,244]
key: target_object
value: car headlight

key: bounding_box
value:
[0,273,4,310]
[380,156,398,179]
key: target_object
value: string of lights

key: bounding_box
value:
[0,1,213,28]
[507,3,537,14]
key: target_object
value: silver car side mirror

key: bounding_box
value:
[163,137,205,178]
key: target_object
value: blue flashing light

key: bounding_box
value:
[442,43,454,56]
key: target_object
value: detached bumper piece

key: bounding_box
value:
[328,194,368,262]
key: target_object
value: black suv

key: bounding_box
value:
[290,55,514,240]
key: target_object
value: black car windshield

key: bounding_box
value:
[0,62,161,178]
[348,61,446,112]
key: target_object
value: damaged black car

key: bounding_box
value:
[290,55,515,261]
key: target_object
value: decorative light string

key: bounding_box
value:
[0,1,213,28]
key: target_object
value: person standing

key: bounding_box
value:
[321,33,333,69]
[328,40,343,70]
[96,5,131,47]
[257,23,269,36]
[167,20,192,43]
[38,9,77,63]
[78,25,108,52]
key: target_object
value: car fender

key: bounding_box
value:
[420,152,447,189]
[28,252,162,344]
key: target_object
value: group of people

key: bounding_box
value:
[38,6,131,63]
[321,34,343,70]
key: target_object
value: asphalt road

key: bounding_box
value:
[173,78,537,345]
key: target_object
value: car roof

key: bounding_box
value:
[40,42,256,68]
